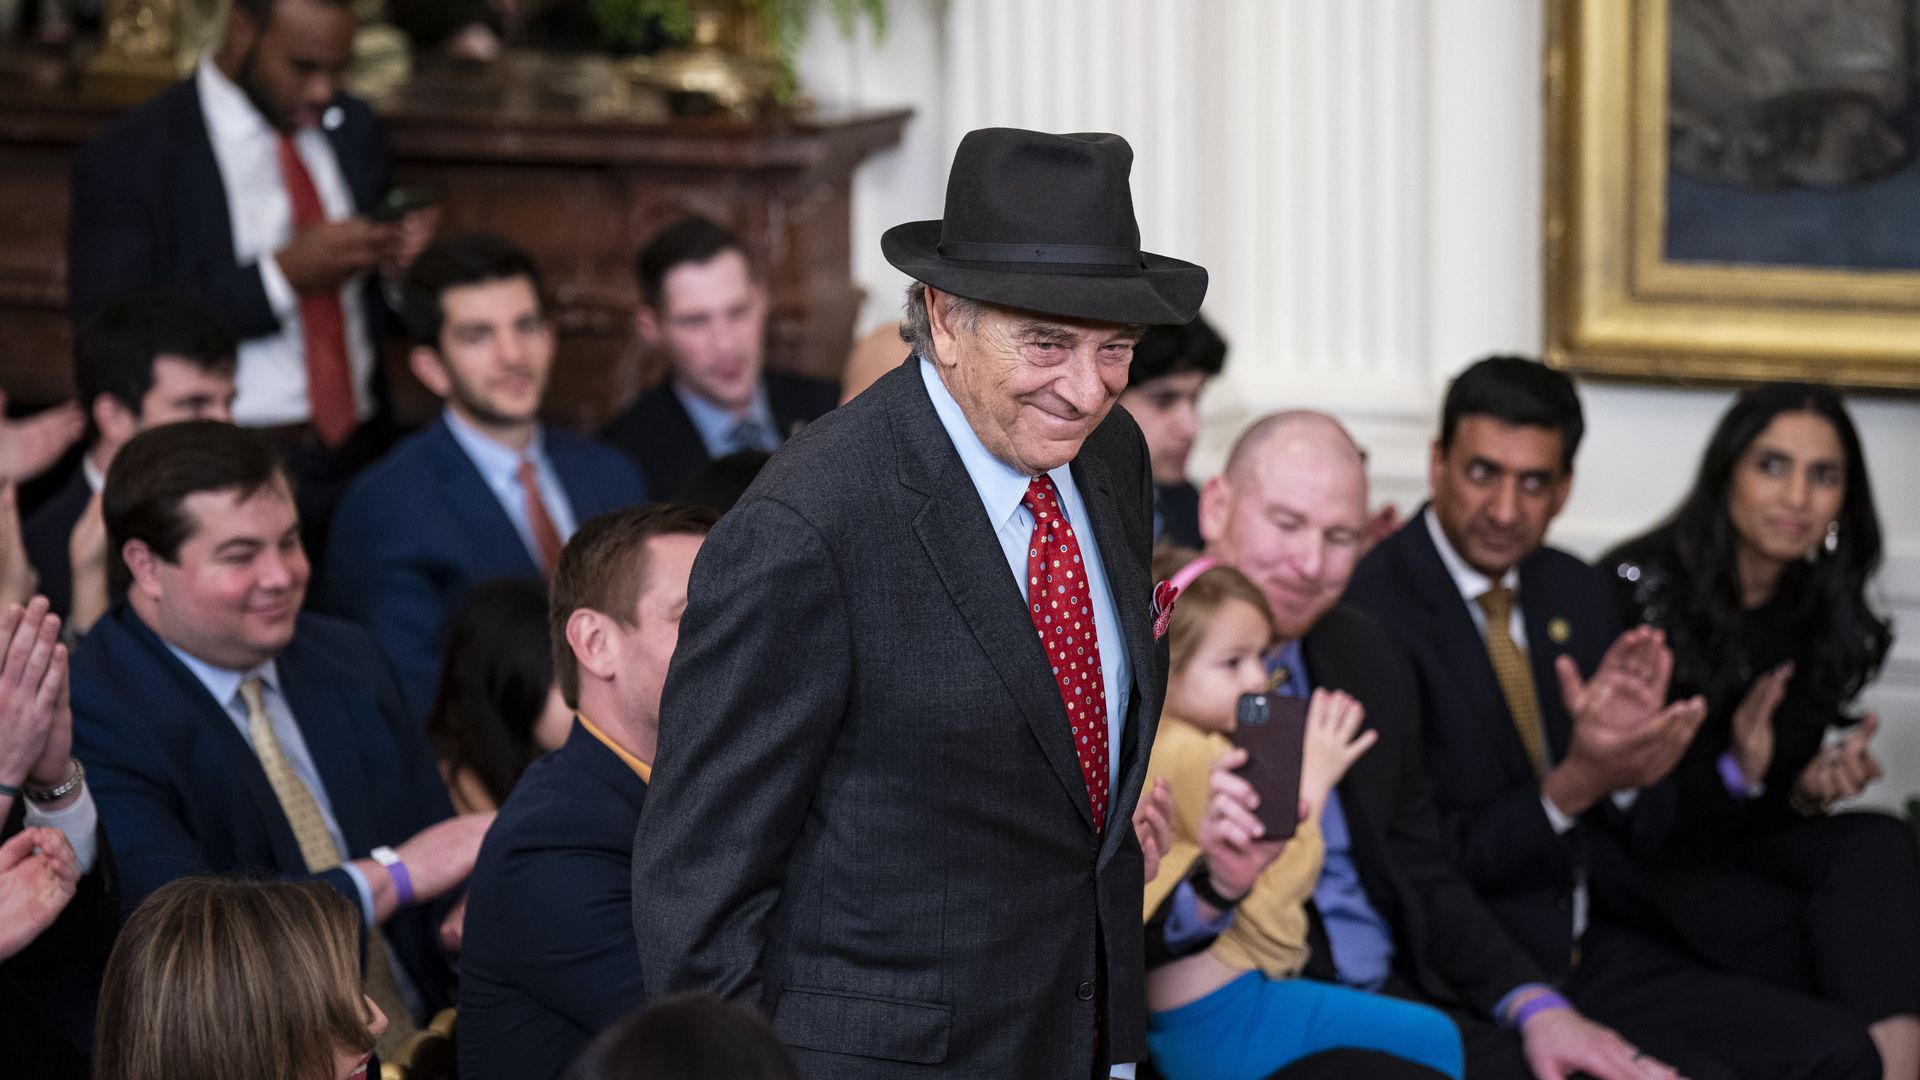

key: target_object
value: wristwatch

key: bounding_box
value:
[24,757,84,803]
[370,845,416,907]
[1189,864,1247,911]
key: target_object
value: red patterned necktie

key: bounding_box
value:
[517,459,565,576]
[1021,475,1109,832]
[274,133,357,447]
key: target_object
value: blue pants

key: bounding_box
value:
[1148,970,1464,1080]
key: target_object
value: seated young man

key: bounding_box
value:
[71,420,494,1060]
[324,232,646,719]
[1116,312,1225,549]
[600,216,839,500]
[458,502,716,1080]
[25,290,236,633]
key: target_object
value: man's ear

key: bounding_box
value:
[566,609,620,684]
[121,539,164,601]
[1548,468,1574,519]
[635,305,661,347]
[1427,440,1446,498]
[408,346,452,400]
[924,287,963,370]
[1198,474,1231,546]
[93,395,138,451]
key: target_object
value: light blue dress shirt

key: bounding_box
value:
[1268,639,1399,990]
[918,358,1129,795]
[673,379,781,457]
[166,643,424,1015]
[442,408,579,565]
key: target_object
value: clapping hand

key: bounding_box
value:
[1545,628,1706,814]
[1132,777,1174,884]
[1729,663,1793,789]
[0,391,83,484]
[0,598,65,791]
[1795,713,1883,809]
[0,827,79,960]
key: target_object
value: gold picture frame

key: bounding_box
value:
[1544,0,1920,391]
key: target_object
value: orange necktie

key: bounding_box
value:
[518,459,565,575]
[274,133,357,447]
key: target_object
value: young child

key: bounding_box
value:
[1141,550,1464,1080]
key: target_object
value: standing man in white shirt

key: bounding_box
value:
[69,0,437,570]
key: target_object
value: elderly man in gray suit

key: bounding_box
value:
[632,127,1209,1078]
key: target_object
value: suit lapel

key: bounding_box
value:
[1517,555,1577,757]
[1397,512,1538,781]
[320,98,375,213]
[888,365,1098,834]
[423,419,543,578]
[171,82,240,283]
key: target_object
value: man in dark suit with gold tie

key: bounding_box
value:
[632,128,1207,1078]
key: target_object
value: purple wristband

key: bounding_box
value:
[1509,990,1572,1029]
[1716,751,1755,801]
[376,850,415,907]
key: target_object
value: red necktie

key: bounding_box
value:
[274,133,357,448]
[517,459,565,576]
[1022,475,1110,832]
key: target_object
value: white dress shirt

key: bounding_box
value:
[196,58,375,428]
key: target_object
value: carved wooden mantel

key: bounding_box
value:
[0,52,909,432]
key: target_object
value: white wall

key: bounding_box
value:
[797,0,1920,811]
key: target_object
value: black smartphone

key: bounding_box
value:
[371,186,435,223]
[1231,692,1307,840]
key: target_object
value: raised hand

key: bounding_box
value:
[0,599,63,790]
[1730,663,1793,789]
[1796,713,1884,808]
[1132,776,1174,884]
[1297,688,1375,818]
[0,392,84,484]
[0,485,36,606]
[1545,629,1706,814]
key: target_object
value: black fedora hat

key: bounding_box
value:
[882,128,1207,326]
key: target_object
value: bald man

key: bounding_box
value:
[1196,412,1677,1080]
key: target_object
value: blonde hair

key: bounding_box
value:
[94,877,375,1080]
[1153,546,1276,674]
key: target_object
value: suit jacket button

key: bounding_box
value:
[1076,980,1095,1001]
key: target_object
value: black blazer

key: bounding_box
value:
[0,802,116,1080]
[1296,603,1547,1017]
[1346,512,1677,975]
[460,721,649,1080]
[21,468,91,621]
[70,605,458,1012]
[68,76,391,366]
[632,358,1165,1077]
[600,372,840,501]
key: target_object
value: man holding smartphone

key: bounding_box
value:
[70,0,439,567]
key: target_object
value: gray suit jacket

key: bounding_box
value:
[633,358,1166,1078]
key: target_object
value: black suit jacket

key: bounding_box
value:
[70,605,458,1013]
[633,359,1165,1078]
[68,76,391,371]
[461,721,648,1080]
[21,468,91,621]
[600,372,840,501]
[1345,512,1677,975]
[0,802,116,1080]
[1295,603,1546,1017]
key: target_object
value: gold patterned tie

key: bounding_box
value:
[238,679,416,1057]
[1475,588,1549,776]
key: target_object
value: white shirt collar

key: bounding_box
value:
[164,641,283,711]
[196,56,273,147]
[442,407,547,492]
[1423,504,1518,606]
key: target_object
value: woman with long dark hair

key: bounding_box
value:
[426,579,572,813]
[1603,381,1918,1078]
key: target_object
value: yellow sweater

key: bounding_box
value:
[1142,717,1324,980]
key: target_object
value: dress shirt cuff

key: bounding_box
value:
[1164,880,1235,948]
[259,252,299,318]
[1611,789,1640,812]
[1539,792,1577,835]
[341,861,376,927]
[1716,751,1763,800]
[23,784,98,874]
[1111,1065,1136,1078]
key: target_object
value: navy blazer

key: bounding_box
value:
[1345,508,1677,975]
[22,468,91,621]
[600,372,839,501]
[70,605,458,1012]
[67,76,391,369]
[460,721,648,1080]
[322,417,647,719]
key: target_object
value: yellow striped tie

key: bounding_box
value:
[238,679,416,1057]
[1474,588,1549,776]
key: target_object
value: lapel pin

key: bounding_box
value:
[1548,617,1571,645]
